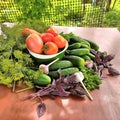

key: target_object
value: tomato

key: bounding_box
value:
[43,42,58,55]
[41,33,54,43]
[22,28,41,37]
[26,33,43,54]
[53,35,67,49]
[46,27,58,37]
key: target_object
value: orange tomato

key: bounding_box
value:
[22,28,41,37]
[41,33,54,43]
[53,35,67,49]
[26,33,43,54]
[43,42,58,55]
[46,27,58,37]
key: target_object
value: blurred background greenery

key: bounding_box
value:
[0,0,120,27]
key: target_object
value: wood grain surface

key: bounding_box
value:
[0,27,120,120]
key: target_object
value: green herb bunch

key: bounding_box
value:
[82,67,102,91]
[0,21,48,90]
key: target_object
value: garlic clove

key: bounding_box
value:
[39,64,49,74]
[74,72,84,83]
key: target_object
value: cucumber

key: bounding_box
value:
[70,37,86,43]
[88,52,95,59]
[80,41,91,48]
[49,67,79,78]
[84,39,99,51]
[70,37,90,47]
[68,42,82,49]
[64,55,85,68]
[67,48,90,56]
[82,55,91,61]
[49,60,73,70]
[34,73,51,85]
[80,43,90,49]
[70,36,83,43]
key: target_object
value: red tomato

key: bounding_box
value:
[43,42,58,55]
[46,27,58,37]
[41,33,54,43]
[26,33,43,54]
[53,35,67,49]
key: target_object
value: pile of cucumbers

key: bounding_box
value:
[49,34,99,79]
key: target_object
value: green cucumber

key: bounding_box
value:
[34,73,51,85]
[80,43,90,49]
[67,48,90,56]
[64,55,85,68]
[49,60,73,70]
[70,37,90,47]
[70,36,83,43]
[68,42,82,49]
[84,39,99,51]
[82,55,91,61]
[49,67,79,78]
[80,41,91,48]
[88,52,95,59]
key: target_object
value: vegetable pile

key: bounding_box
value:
[0,23,119,117]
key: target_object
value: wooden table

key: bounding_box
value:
[0,27,120,120]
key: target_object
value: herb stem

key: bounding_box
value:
[12,80,16,92]
[16,87,34,93]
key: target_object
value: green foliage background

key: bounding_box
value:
[103,0,120,27]
[0,0,105,27]
[0,0,120,27]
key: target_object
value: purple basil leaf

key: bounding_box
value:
[74,85,86,95]
[37,103,46,118]
[103,54,115,62]
[51,85,70,97]
[66,74,78,84]
[108,67,120,76]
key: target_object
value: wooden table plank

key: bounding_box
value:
[0,27,120,120]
